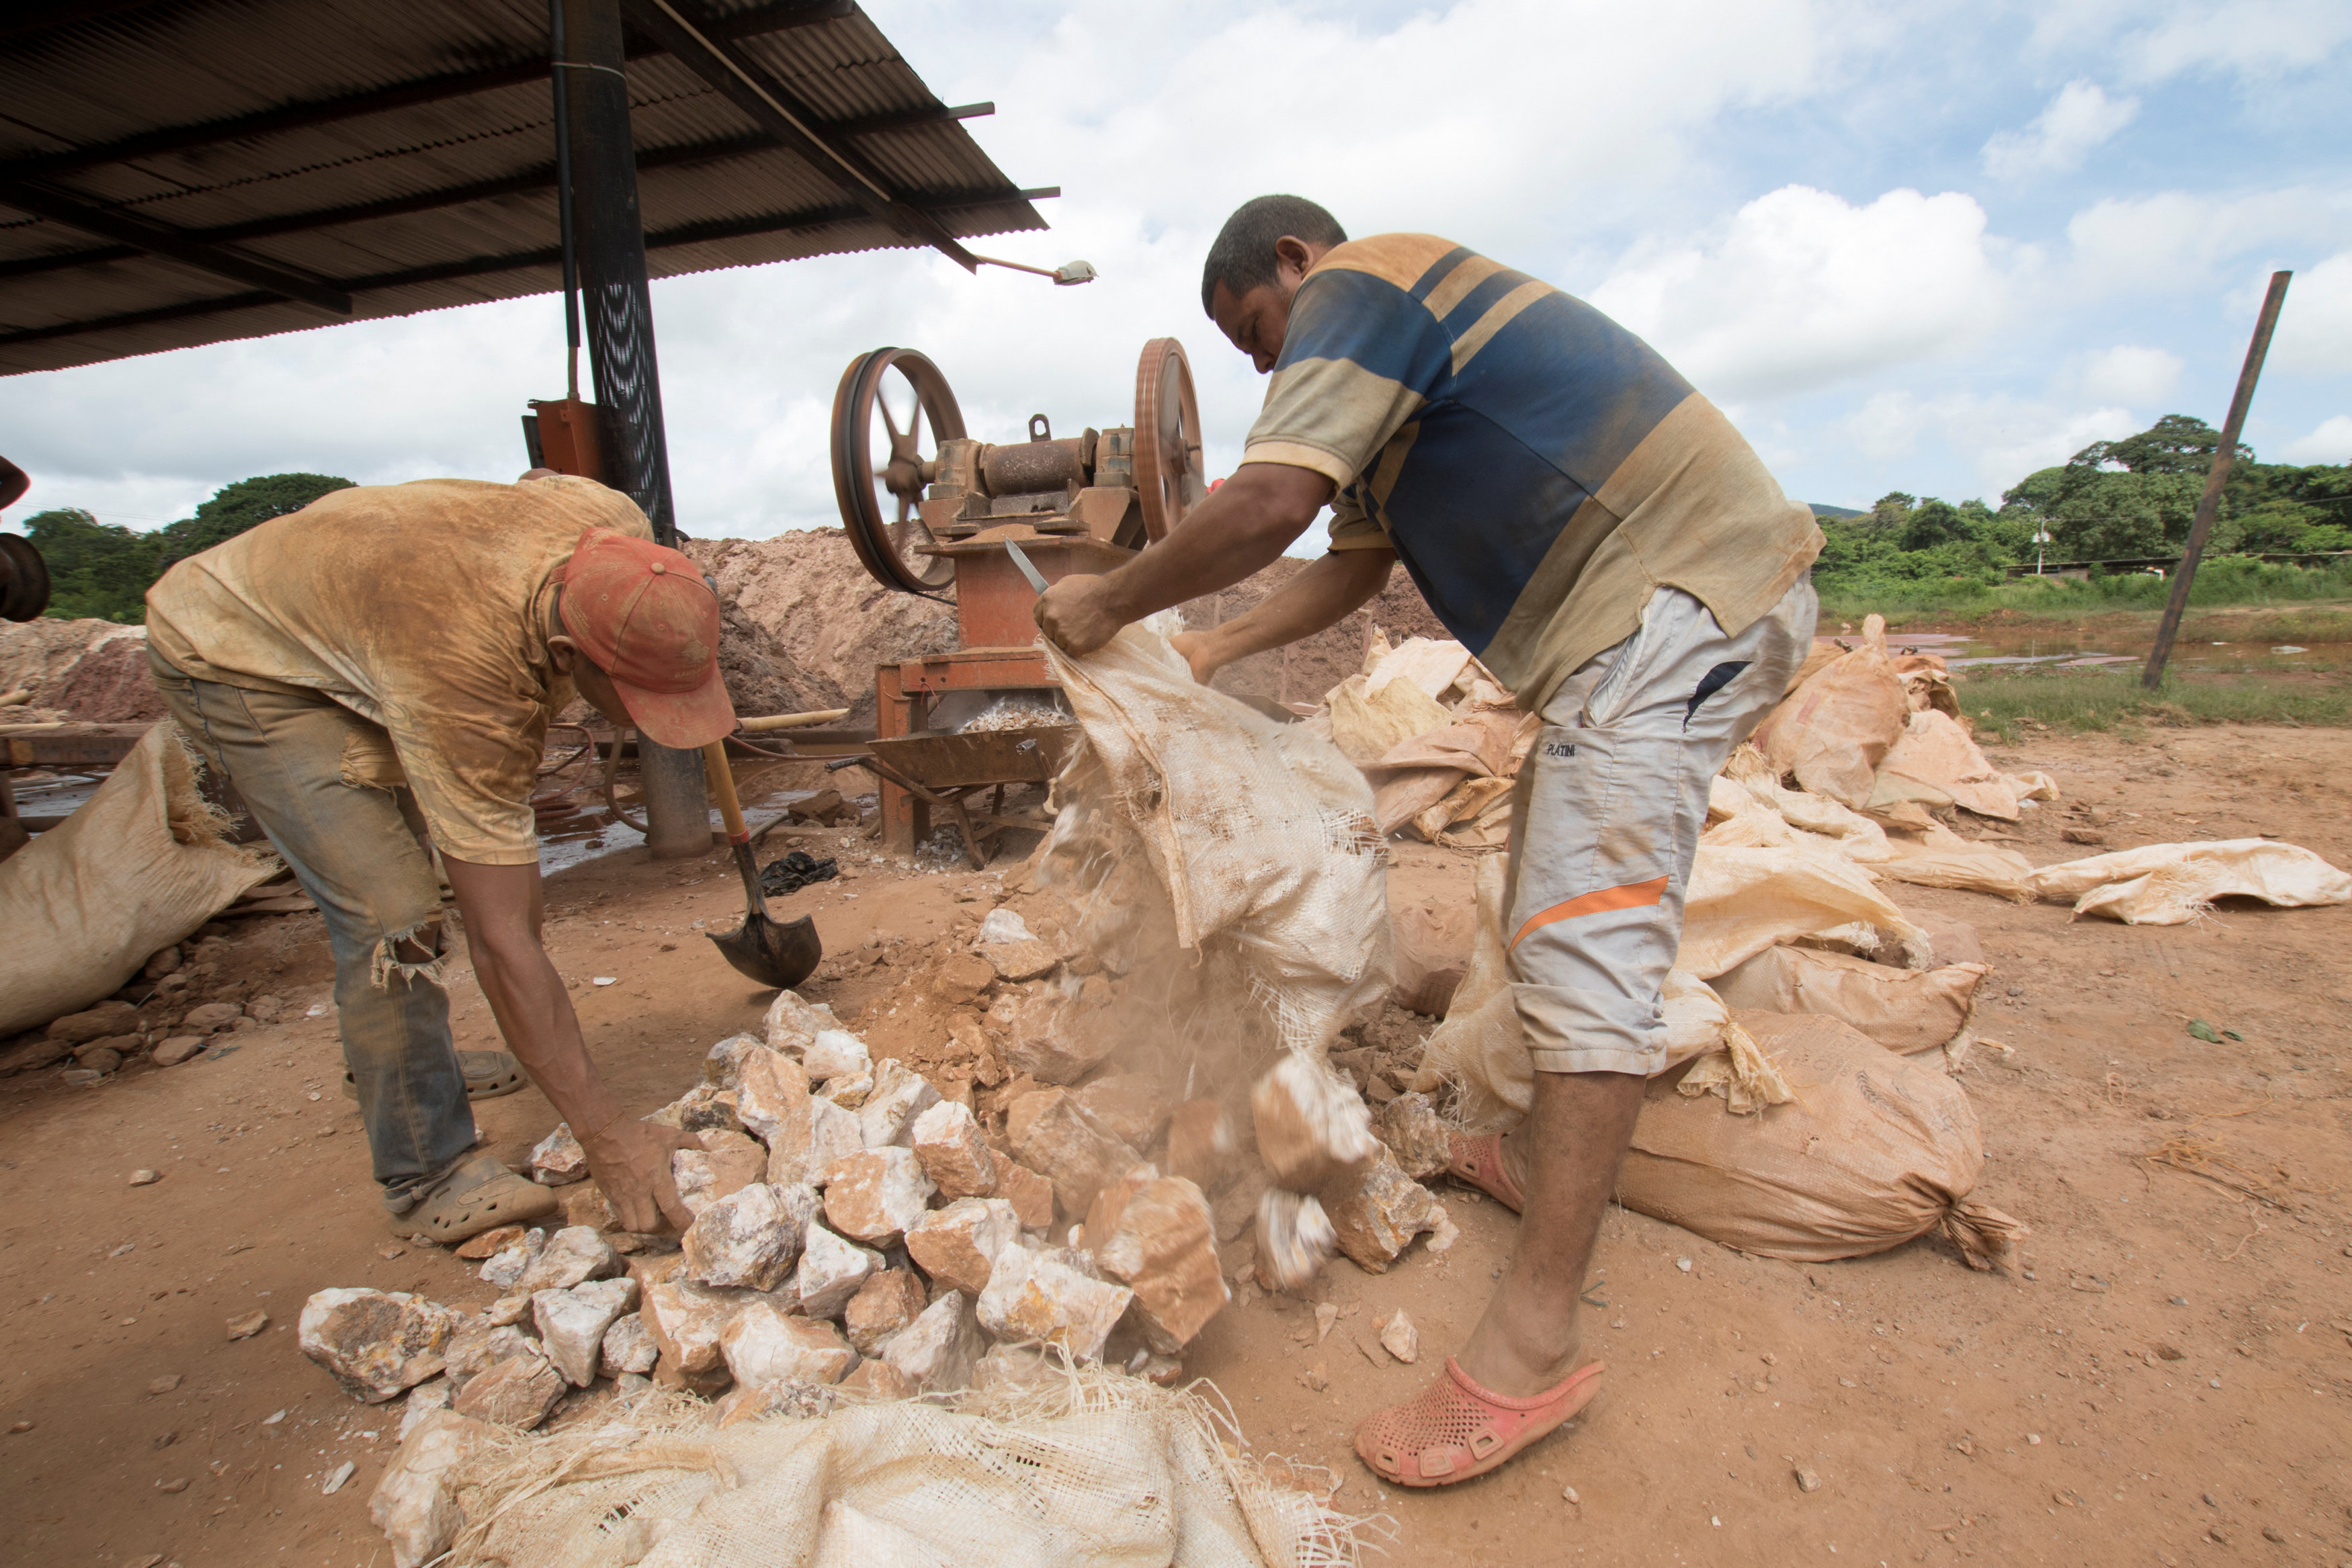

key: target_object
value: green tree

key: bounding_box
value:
[23,472,355,623]
[2074,413,2230,475]
[151,471,352,567]
[1900,497,1968,550]
[23,508,161,622]
[1868,491,1917,529]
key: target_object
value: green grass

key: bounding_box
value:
[1815,556,2352,626]
[1963,666,2352,741]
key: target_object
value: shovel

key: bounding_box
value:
[699,740,822,990]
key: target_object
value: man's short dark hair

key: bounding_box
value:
[1200,195,1347,315]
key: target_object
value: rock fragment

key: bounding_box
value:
[454,1225,523,1262]
[1252,1052,1380,1191]
[369,1409,497,1568]
[1322,1145,1445,1272]
[559,1180,616,1232]
[976,1245,1133,1362]
[476,1228,544,1289]
[515,1226,622,1293]
[451,1349,566,1429]
[297,1289,459,1402]
[976,937,1061,984]
[904,1197,1021,1297]
[700,1032,765,1090]
[763,989,845,1057]
[857,1057,941,1149]
[396,1379,450,1440]
[932,951,998,1005]
[1093,1176,1228,1353]
[178,1001,243,1033]
[672,1130,767,1215]
[737,1051,816,1180]
[1378,1309,1421,1364]
[1374,1092,1453,1181]
[601,1311,659,1376]
[991,1160,1056,1230]
[1075,1074,1170,1151]
[681,1181,815,1292]
[48,1000,142,1043]
[1005,1087,1140,1215]
[1255,1190,1337,1292]
[1163,1099,1238,1194]
[910,1099,996,1196]
[151,1037,207,1068]
[532,1276,640,1387]
[821,1148,935,1246]
[720,1302,858,1389]
[802,1028,872,1084]
[526,1123,589,1185]
[793,1222,884,1319]
[640,1278,756,1379]
[224,1308,269,1340]
[838,1358,919,1401]
[442,1323,536,1394]
[843,1270,927,1356]
[883,1289,986,1393]
[993,990,1114,1084]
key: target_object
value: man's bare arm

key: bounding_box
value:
[1036,461,1334,654]
[1171,547,1395,685]
[442,857,693,1232]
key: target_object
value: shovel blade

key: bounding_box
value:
[708,910,822,991]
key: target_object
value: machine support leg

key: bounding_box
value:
[874,663,927,858]
[560,0,706,858]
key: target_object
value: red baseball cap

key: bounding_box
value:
[556,529,734,748]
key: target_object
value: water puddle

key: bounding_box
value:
[1853,630,2349,674]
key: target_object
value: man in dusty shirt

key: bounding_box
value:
[147,474,728,1242]
[1036,195,1822,1489]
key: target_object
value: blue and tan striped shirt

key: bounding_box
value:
[1241,234,1822,709]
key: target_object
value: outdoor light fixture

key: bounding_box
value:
[972,254,1098,285]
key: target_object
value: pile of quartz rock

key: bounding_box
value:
[298,987,1460,1442]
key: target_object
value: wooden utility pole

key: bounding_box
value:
[2142,270,2292,690]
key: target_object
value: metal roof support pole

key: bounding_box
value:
[561,0,710,859]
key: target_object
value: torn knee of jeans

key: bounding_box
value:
[370,919,449,991]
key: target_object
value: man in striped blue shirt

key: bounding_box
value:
[1038,195,1819,1489]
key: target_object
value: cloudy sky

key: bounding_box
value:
[5,0,2351,543]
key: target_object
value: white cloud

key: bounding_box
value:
[2024,0,2352,85]
[2059,187,2339,296]
[2280,415,2352,464]
[1590,185,2007,402]
[1981,81,2138,179]
[2076,344,2183,404]
[1835,390,2137,500]
[2265,251,2352,374]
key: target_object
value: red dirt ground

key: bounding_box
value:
[3,725,2349,1567]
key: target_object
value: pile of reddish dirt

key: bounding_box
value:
[690,530,1453,725]
[0,617,166,722]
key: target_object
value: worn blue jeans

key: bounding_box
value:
[151,654,476,1208]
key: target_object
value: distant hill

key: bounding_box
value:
[1809,503,1865,519]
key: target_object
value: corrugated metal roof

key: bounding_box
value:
[0,0,1050,376]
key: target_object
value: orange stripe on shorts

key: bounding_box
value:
[1509,875,1670,949]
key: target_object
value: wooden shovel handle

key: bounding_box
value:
[701,740,750,844]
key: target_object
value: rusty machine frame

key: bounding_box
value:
[829,338,1207,861]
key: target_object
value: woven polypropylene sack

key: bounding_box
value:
[1709,945,1988,1054]
[1042,621,1391,1054]
[0,723,277,1035]
[450,1371,1360,1568]
[1618,1011,2025,1266]
[2026,837,2352,924]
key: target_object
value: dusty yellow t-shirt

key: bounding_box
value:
[146,476,655,865]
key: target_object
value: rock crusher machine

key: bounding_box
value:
[829,339,1209,862]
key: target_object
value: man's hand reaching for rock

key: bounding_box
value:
[583,1117,698,1233]
[1034,573,1126,657]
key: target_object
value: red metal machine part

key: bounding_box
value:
[829,339,1206,857]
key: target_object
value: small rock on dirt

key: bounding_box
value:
[1322,1146,1445,1273]
[46,1000,140,1044]
[370,1409,497,1568]
[128,1168,161,1186]
[1005,1087,1139,1216]
[515,1226,622,1293]
[1795,1467,1822,1493]
[298,1289,460,1403]
[224,1309,269,1340]
[527,1123,589,1185]
[1378,1309,1420,1364]
[454,1225,524,1263]
[932,951,998,1005]
[450,1349,566,1430]
[720,1301,858,1390]
[178,1001,243,1033]
[151,1036,207,1067]
[1093,1175,1228,1353]
[146,1375,181,1395]
[681,1182,815,1293]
